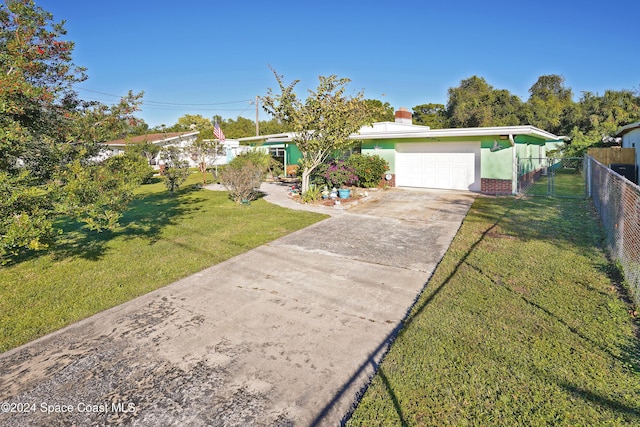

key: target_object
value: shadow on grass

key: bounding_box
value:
[378,367,408,427]
[465,259,638,369]
[312,201,513,426]
[337,195,640,425]
[6,186,205,266]
[555,377,640,418]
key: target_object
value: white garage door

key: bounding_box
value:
[396,142,481,191]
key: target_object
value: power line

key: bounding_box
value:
[73,86,253,107]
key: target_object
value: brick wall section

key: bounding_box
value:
[518,168,543,189]
[481,178,512,195]
[378,173,396,188]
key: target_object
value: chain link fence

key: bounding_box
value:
[518,157,586,198]
[588,157,640,306]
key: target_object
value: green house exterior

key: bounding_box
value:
[239,112,564,195]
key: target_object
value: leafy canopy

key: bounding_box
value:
[0,0,145,262]
[261,67,379,192]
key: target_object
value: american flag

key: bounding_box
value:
[214,122,225,141]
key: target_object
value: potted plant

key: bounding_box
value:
[338,187,351,199]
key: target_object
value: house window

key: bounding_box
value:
[269,147,285,157]
[269,147,285,165]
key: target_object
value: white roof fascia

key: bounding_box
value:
[351,125,561,141]
[359,121,430,134]
[238,133,295,144]
[237,126,562,144]
[615,122,640,137]
[155,131,199,145]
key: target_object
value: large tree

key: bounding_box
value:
[445,76,526,128]
[261,68,377,193]
[364,99,395,122]
[565,89,640,155]
[0,0,144,261]
[446,76,496,127]
[525,74,573,135]
[412,103,448,128]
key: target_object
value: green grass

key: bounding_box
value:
[0,174,327,352]
[348,195,640,426]
[525,168,586,198]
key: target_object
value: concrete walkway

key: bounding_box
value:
[0,184,475,426]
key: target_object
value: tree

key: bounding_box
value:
[446,76,526,128]
[412,103,448,128]
[56,152,151,231]
[565,89,640,156]
[0,0,144,261]
[261,68,378,193]
[446,76,495,127]
[188,138,225,185]
[176,114,212,132]
[491,89,526,126]
[223,116,256,138]
[159,146,190,193]
[525,74,573,134]
[259,118,291,135]
[130,140,161,166]
[364,99,395,122]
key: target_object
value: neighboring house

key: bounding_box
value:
[102,131,199,167]
[615,122,640,183]
[102,131,245,168]
[202,139,251,166]
[239,108,565,195]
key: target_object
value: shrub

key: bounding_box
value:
[159,146,190,194]
[346,154,389,188]
[220,160,263,203]
[301,185,322,204]
[231,150,272,176]
[315,159,359,188]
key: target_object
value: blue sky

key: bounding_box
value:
[38,0,639,129]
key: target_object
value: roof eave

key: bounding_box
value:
[615,122,640,137]
[352,125,561,141]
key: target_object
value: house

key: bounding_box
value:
[615,122,640,183]
[239,108,565,195]
[102,132,246,168]
[102,131,199,166]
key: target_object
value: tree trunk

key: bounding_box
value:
[200,161,207,186]
[301,168,311,193]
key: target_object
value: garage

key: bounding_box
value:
[395,142,481,191]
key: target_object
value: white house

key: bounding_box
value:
[615,122,640,183]
[102,131,245,168]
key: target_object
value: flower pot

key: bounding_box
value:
[338,189,351,199]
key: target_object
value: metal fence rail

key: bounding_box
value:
[588,157,640,306]
[518,157,586,198]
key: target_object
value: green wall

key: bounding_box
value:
[362,141,396,173]
[269,133,554,183]
[481,137,513,180]
[286,144,302,165]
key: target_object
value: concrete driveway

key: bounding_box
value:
[0,186,475,426]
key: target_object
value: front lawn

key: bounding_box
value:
[0,175,327,352]
[348,195,640,425]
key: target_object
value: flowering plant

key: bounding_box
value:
[316,159,358,188]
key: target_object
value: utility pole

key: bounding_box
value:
[255,95,259,136]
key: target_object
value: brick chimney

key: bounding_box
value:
[395,107,412,124]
